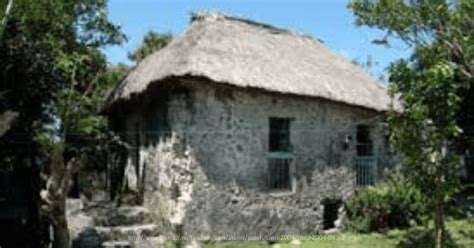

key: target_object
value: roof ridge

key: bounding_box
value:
[191,11,290,35]
[190,11,325,44]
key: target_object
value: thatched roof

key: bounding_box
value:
[104,12,395,112]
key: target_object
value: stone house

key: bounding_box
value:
[102,13,396,238]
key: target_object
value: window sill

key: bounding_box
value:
[267,190,295,197]
[267,152,294,159]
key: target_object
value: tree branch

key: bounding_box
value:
[0,0,14,44]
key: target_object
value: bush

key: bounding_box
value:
[347,173,429,232]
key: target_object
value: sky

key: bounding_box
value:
[104,0,412,78]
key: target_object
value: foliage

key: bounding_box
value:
[349,1,474,246]
[0,0,126,247]
[351,55,386,81]
[54,63,129,157]
[347,173,429,233]
[128,31,172,63]
[0,0,129,170]
[0,0,126,165]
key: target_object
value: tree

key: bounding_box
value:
[128,31,172,63]
[0,0,125,247]
[349,1,473,247]
[37,60,130,248]
[351,55,386,81]
[38,28,170,247]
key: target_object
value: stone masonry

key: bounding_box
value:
[117,78,390,239]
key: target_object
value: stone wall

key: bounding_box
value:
[119,78,391,237]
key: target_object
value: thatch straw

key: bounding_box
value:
[104,12,395,112]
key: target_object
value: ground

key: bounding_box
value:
[201,218,474,248]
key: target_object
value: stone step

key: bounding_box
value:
[100,236,166,248]
[130,236,167,248]
[94,224,159,242]
[90,206,154,226]
[101,240,131,248]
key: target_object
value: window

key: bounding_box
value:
[355,125,376,186]
[268,118,292,191]
[269,118,291,152]
[356,125,373,156]
[268,158,291,190]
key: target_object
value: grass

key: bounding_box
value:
[203,218,474,248]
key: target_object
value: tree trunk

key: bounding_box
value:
[52,193,69,248]
[0,0,14,43]
[40,150,79,248]
[52,221,69,248]
[434,175,445,248]
[0,110,18,136]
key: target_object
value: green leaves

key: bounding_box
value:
[128,31,172,63]
[350,2,473,242]
[78,115,105,134]
[75,0,126,47]
[349,0,451,46]
[1,0,127,164]
[347,173,429,232]
[55,80,108,138]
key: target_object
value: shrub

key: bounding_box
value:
[347,173,429,232]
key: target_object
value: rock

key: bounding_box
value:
[91,206,154,226]
[290,239,301,245]
[323,228,340,235]
[67,198,84,214]
[90,191,109,202]
[185,239,201,248]
[68,212,95,246]
[72,227,102,248]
